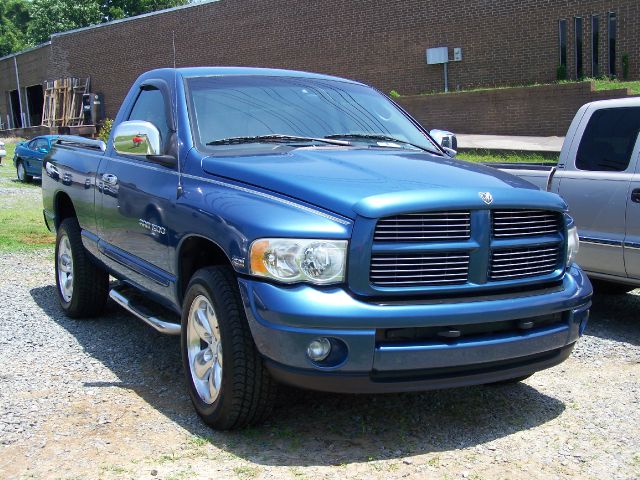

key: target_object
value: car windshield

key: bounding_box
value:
[186,75,441,153]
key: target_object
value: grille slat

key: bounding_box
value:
[492,209,561,238]
[374,211,471,242]
[370,252,469,287]
[490,245,561,280]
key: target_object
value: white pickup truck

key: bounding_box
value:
[496,97,640,293]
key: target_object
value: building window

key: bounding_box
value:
[592,16,599,77]
[559,19,567,68]
[609,12,616,76]
[575,17,583,78]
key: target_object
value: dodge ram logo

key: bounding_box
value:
[479,192,493,205]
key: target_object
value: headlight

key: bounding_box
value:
[566,226,579,267]
[249,238,348,284]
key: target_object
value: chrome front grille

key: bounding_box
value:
[374,211,471,242]
[492,210,561,238]
[490,245,561,280]
[370,252,470,286]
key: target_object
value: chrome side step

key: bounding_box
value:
[109,289,181,335]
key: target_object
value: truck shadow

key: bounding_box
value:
[31,284,566,466]
[585,291,640,346]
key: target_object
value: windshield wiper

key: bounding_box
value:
[324,133,442,155]
[206,134,350,146]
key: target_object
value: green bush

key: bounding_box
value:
[622,53,630,80]
[389,90,401,98]
[98,118,113,144]
[556,64,567,81]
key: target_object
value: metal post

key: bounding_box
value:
[444,63,449,93]
[13,56,24,128]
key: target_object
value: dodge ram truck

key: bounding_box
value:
[495,98,640,293]
[42,67,592,430]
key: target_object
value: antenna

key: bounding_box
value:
[173,31,183,197]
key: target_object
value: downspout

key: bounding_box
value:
[13,55,25,128]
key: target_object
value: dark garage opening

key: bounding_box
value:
[26,85,44,126]
[9,89,22,128]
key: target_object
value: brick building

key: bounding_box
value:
[0,0,638,133]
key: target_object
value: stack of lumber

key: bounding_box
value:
[42,77,90,127]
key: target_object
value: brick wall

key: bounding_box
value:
[47,0,639,119]
[1,0,638,131]
[397,82,637,136]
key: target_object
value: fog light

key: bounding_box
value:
[307,338,331,362]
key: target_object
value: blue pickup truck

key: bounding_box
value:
[42,67,592,430]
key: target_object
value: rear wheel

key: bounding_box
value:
[55,218,109,318]
[591,279,637,295]
[16,160,32,183]
[181,266,277,429]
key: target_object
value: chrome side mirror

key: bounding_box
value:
[113,120,162,157]
[429,129,458,151]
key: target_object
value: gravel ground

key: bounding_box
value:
[0,248,638,480]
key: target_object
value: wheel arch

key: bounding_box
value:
[53,191,77,229]
[177,234,234,305]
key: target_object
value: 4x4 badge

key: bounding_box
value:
[479,192,493,204]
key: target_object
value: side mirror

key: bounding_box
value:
[429,129,458,151]
[113,120,175,167]
[38,147,49,154]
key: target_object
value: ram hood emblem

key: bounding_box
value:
[479,192,493,205]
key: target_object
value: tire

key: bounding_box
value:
[488,374,533,386]
[181,266,277,430]
[591,279,637,295]
[16,159,32,183]
[55,218,109,318]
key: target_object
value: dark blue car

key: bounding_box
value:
[13,135,58,182]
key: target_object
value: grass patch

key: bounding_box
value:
[0,140,54,252]
[457,149,557,164]
[589,78,640,95]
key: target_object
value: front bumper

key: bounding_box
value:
[238,265,592,393]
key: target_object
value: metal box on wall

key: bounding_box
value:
[82,93,104,125]
[426,47,449,64]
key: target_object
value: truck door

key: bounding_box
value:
[556,107,640,278]
[624,138,640,280]
[96,84,177,288]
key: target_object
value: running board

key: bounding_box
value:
[109,289,181,335]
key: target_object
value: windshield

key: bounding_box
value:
[186,75,440,152]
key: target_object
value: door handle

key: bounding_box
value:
[632,188,640,203]
[102,173,118,186]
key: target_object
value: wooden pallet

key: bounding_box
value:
[41,77,90,127]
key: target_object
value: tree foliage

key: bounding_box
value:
[102,0,189,22]
[0,0,31,57]
[27,0,102,44]
[1,0,190,54]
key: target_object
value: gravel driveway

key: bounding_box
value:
[0,249,638,480]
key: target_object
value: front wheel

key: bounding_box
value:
[181,267,277,429]
[55,218,109,318]
[16,160,32,183]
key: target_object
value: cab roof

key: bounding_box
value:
[138,67,365,85]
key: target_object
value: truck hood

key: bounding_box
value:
[201,147,566,219]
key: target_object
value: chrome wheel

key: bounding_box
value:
[187,295,223,404]
[57,233,74,302]
[17,161,25,181]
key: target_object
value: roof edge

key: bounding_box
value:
[51,0,219,38]
[0,42,52,63]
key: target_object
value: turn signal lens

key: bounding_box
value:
[249,238,347,284]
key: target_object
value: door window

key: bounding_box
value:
[576,107,640,172]
[128,87,170,153]
[35,138,49,152]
